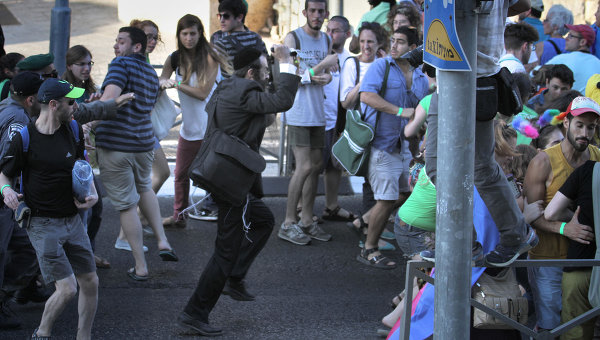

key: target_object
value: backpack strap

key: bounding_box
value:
[20,125,30,153]
[290,31,301,50]
[69,119,80,143]
[547,39,562,56]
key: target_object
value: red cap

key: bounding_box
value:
[565,24,596,47]
[565,96,600,117]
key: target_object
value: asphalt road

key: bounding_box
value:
[3,195,406,339]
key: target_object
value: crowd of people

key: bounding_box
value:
[0,0,599,338]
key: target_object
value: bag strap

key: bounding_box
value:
[593,162,600,248]
[373,60,391,131]
[291,31,301,50]
[548,39,562,56]
[353,57,360,85]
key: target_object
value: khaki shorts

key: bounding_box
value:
[27,215,95,284]
[288,125,325,148]
[97,147,153,211]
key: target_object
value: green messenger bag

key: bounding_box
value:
[331,60,389,177]
[331,109,376,176]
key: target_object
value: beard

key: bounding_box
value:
[567,127,589,152]
[252,73,268,89]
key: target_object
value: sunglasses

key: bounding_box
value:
[73,61,94,67]
[217,12,232,20]
[67,98,75,105]
[42,69,58,79]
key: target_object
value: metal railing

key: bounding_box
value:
[399,259,600,339]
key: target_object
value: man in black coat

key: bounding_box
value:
[178,45,300,336]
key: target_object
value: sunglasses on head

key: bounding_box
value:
[42,69,58,79]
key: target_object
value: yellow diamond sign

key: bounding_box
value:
[425,19,462,61]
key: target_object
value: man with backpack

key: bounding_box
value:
[0,78,99,339]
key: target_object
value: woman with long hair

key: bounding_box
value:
[62,45,111,268]
[160,14,231,228]
[63,45,97,102]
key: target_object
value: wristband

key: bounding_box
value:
[309,68,315,77]
[397,107,403,116]
[559,222,566,235]
[0,184,10,197]
[177,81,181,88]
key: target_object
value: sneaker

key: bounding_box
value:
[222,279,255,301]
[188,209,218,221]
[0,302,20,330]
[114,238,148,253]
[420,241,484,267]
[178,312,222,336]
[299,221,332,242]
[163,216,186,229]
[484,225,539,267]
[277,223,311,245]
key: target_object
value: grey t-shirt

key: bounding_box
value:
[284,27,329,127]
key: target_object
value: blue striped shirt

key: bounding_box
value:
[96,53,159,152]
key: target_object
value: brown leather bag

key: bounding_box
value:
[472,268,528,329]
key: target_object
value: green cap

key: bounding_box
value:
[16,53,54,71]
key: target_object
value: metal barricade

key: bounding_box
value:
[399,259,600,339]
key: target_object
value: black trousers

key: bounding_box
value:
[0,206,38,295]
[183,195,274,322]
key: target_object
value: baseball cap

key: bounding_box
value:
[37,79,85,104]
[10,71,44,96]
[565,96,600,117]
[530,0,543,12]
[565,24,595,47]
[16,53,54,71]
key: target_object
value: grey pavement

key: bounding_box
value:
[3,195,406,339]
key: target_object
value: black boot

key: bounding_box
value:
[222,279,255,301]
[13,279,51,305]
[0,301,21,330]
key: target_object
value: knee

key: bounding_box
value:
[78,272,99,293]
[56,279,78,300]
[296,160,313,176]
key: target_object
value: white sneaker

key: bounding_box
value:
[114,238,148,252]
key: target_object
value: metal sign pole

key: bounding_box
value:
[49,0,71,76]
[434,0,478,338]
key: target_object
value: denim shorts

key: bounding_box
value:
[27,215,95,284]
[394,215,434,259]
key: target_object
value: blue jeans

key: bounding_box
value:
[528,265,562,329]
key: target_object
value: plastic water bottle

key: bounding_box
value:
[72,160,93,203]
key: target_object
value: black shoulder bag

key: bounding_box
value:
[188,88,266,206]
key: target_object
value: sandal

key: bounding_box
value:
[346,215,367,238]
[322,206,356,222]
[296,207,324,224]
[356,247,396,270]
[389,290,406,309]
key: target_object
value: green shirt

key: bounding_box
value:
[354,2,391,35]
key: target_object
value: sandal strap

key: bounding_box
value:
[362,247,379,257]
